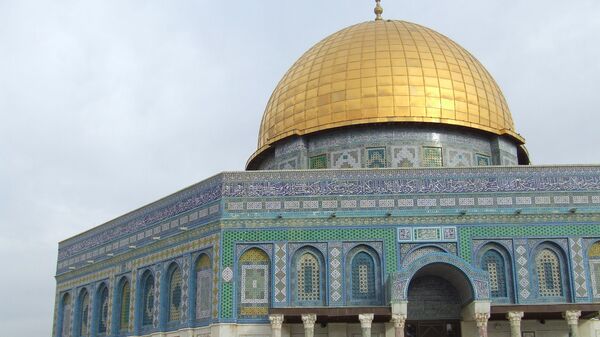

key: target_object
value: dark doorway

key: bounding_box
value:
[405,320,460,337]
[407,275,462,320]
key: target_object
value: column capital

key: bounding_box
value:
[563,310,581,325]
[506,311,524,322]
[269,314,284,329]
[359,313,374,328]
[474,312,490,327]
[391,314,407,328]
[302,313,317,329]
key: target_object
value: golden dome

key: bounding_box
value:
[250,20,524,165]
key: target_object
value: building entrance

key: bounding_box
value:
[405,320,461,337]
[404,263,474,337]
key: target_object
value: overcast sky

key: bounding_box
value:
[1,0,599,335]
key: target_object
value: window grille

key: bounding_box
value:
[98,286,109,334]
[195,254,212,320]
[119,281,130,330]
[142,274,154,326]
[298,253,320,302]
[79,291,90,337]
[536,249,563,297]
[168,267,182,322]
[351,252,375,300]
[481,250,507,298]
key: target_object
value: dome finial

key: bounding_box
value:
[374,0,383,20]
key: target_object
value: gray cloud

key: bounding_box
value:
[0,1,598,335]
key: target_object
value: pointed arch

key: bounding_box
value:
[476,243,514,303]
[95,283,109,334]
[75,288,91,337]
[115,277,131,333]
[532,242,570,301]
[194,253,212,321]
[137,270,155,329]
[238,247,270,318]
[165,263,183,323]
[588,241,600,298]
[345,245,382,305]
[58,292,72,337]
[292,246,326,306]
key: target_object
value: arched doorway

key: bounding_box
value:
[405,263,475,337]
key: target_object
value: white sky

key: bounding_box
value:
[0,1,599,335]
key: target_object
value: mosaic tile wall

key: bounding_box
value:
[220,228,397,320]
[253,124,518,170]
[54,165,600,335]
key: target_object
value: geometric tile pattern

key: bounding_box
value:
[220,227,397,319]
[180,256,190,322]
[569,238,588,298]
[153,267,160,329]
[514,240,530,300]
[273,243,287,303]
[328,243,343,305]
[58,165,600,270]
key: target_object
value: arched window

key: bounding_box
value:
[481,249,507,298]
[96,284,109,334]
[298,253,320,302]
[167,265,183,322]
[238,248,270,318]
[293,247,325,306]
[588,241,600,298]
[141,272,155,328]
[535,248,563,297]
[346,246,382,305]
[195,254,212,320]
[77,289,91,337]
[60,293,72,337]
[117,279,130,332]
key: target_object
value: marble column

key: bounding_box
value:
[506,311,523,337]
[475,312,490,337]
[563,310,581,337]
[390,314,406,337]
[269,314,284,337]
[358,313,374,337]
[302,313,317,337]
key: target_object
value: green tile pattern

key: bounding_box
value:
[221,228,396,319]
[459,224,600,262]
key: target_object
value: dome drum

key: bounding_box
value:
[247,123,521,170]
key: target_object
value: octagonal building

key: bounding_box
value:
[53,6,600,337]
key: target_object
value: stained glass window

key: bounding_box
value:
[238,248,270,317]
[536,249,563,297]
[168,266,182,322]
[481,250,507,298]
[422,147,442,167]
[195,254,212,320]
[61,294,72,337]
[351,252,376,300]
[119,280,130,330]
[79,290,90,337]
[309,154,327,169]
[366,148,386,168]
[97,286,109,334]
[141,273,154,327]
[297,253,320,302]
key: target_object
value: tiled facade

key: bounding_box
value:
[53,166,600,337]
[254,125,520,170]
